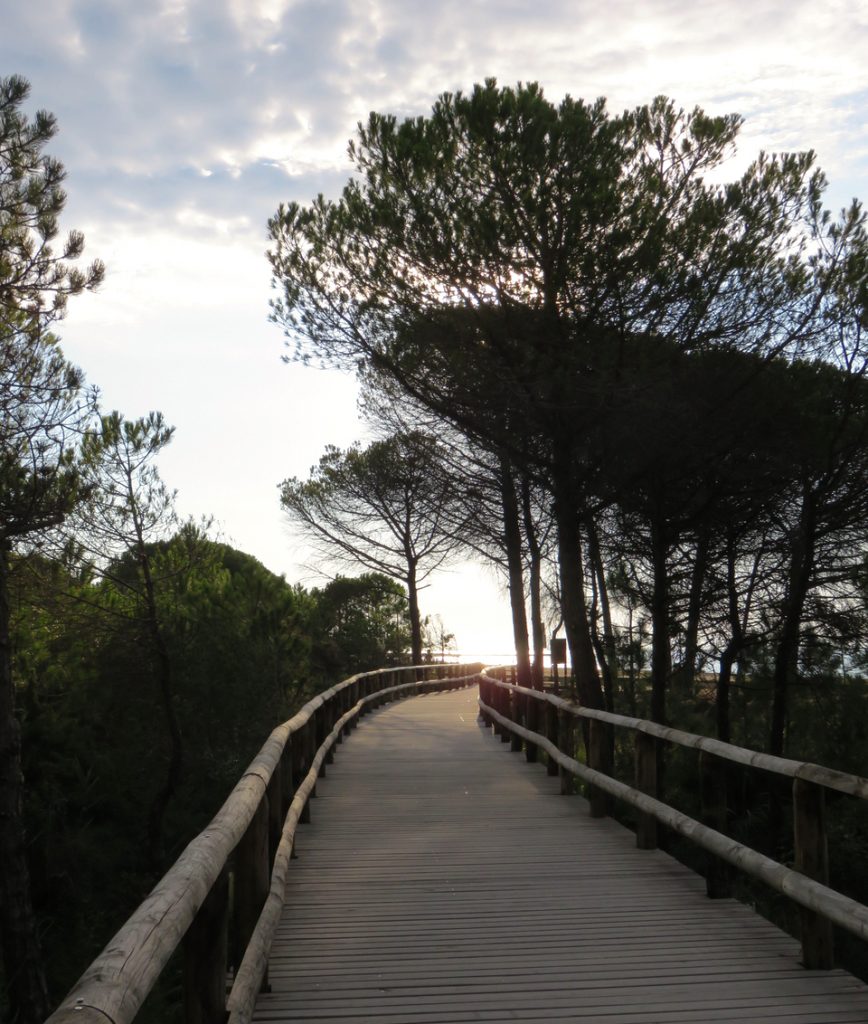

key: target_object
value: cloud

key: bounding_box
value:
[5,0,868,248]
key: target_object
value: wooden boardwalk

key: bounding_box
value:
[252,687,868,1024]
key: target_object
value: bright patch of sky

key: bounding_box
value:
[4,0,868,655]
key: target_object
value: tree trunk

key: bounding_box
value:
[0,542,50,1024]
[716,648,734,744]
[649,517,671,725]
[625,604,638,717]
[140,546,184,870]
[716,530,749,745]
[770,490,815,758]
[406,560,423,668]
[520,476,545,690]
[675,531,708,697]
[586,517,616,711]
[499,457,533,690]
[552,486,604,710]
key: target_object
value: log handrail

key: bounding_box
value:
[46,664,482,1024]
[481,671,868,797]
[225,673,457,1024]
[478,669,867,969]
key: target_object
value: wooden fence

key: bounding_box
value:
[478,668,868,971]
[46,663,482,1024]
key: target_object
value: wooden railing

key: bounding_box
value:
[478,668,868,970]
[46,663,482,1024]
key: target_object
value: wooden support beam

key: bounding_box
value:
[634,732,658,850]
[266,770,282,872]
[545,701,559,777]
[280,736,293,820]
[524,693,539,763]
[588,719,608,817]
[499,684,511,743]
[183,867,228,1024]
[232,796,270,988]
[700,751,731,898]
[292,725,311,823]
[344,681,358,733]
[510,689,523,752]
[478,678,492,728]
[794,778,834,969]
[558,709,573,795]
[323,700,335,766]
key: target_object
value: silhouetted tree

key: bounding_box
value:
[76,412,191,866]
[280,432,461,664]
[268,80,841,716]
[0,74,102,1024]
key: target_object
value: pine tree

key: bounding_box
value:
[0,75,102,1023]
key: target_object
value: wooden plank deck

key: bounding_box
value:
[253,687,868,1023]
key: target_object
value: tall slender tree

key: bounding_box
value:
[0,75,103,1024]
[76,412,197,866]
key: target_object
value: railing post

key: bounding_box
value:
[345,680,358,732]
[478,677,489,726]
[491,682,505,738]
[700,751,731,897]
[634,731,658,850]
[281,736,298,859]
[545,700,559,777]
[342,683,352,729]
[794,778,834,968]
[334,688,346,743]
[588,718,609,818]
[292,724,311,823]
[500,682,511,743]
[525,691,539,763]
[232,795,270,987]
[266,767,282,870]
[281,735,293,816]
[183,867,229,1024]
[305,717,318,802]
[316,704,331,774]
[558,709,574,795]
[338,684,347,733]
[510,686,523,752]
[323,699,335,766]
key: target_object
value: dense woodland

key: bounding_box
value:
[11,545,414,1013]
[3,73,868,1022]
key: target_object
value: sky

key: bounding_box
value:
[4,0,868,658]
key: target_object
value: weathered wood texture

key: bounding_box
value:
[480,692,868,949]
[253,689,868,1024]
[483,672,868,798]
[46,665,480,1024]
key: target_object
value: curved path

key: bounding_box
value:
[252,687,868,1023]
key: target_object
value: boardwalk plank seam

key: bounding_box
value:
[253,689,868,1024]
